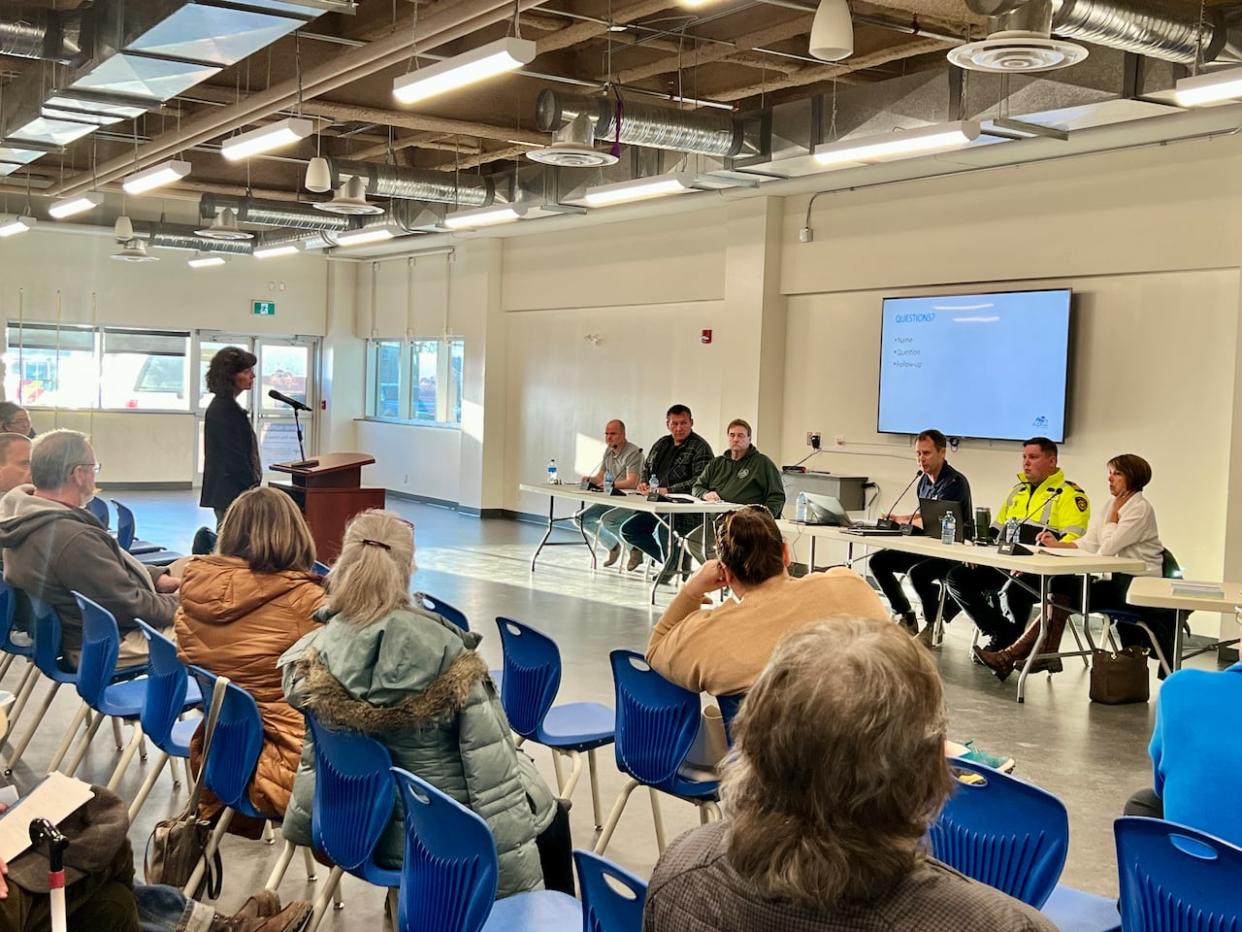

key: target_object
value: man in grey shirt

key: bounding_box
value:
[577,419,643,567]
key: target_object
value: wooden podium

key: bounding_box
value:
[270,453,386,563]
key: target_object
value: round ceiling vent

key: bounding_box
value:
[948,32,1089,73]
[195,207,254,241]
[526,142,619,168]
[111,239,159,263]
[315,175,385,216]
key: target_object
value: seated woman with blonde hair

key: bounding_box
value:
[279,510,568,897]
[176,486,324,820]
[644,617,1054,932]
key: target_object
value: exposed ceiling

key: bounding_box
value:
[0,0,1228,242]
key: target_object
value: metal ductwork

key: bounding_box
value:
[967,0,1240,65]
[142,225,255,254]
[327,159,492,208]
[537,91,743,159]
[200,195,355,232]
[0,7,85,64]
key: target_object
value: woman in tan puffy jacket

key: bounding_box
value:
[177,486,324,820]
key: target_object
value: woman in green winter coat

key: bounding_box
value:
[278,509,571,897]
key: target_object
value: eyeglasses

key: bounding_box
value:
[75,463,102,474]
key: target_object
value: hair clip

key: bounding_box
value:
[361,538,392,550]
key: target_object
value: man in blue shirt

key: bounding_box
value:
[869,429,972,645]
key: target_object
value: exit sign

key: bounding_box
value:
[252,300,277,316]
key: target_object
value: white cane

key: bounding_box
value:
[29,818,68,932]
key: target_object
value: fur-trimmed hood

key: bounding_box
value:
[294,647,490,735]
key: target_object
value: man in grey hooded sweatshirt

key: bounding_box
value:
[0,429,179,667]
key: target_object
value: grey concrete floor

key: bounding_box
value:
[2,490,1212,925]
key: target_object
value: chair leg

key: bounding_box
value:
[560,750,585,798]
[0,653,15,684]
[307,865,345,932]
[514,735,526,749]
[111,716,124,751]
[127,751,168,822]
[649,788,667,853]
[184,808,233,897]
[593,777,640,856]
[1065,615,1089,668]
[264,839,298,891]
[106,724,144,790]
[42,696,88,774]
[8,682,66,774]
[169,756,183,789]
[64,711,108,777]
[139,734,148,762]
[5,664,38,731]
[1138,622,1172,677]
[386,888,399,932]
[550,747,565,793]
[587,748,603,830]
[302,846,318,881]
[701,800,722,822]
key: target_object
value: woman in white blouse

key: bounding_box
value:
[976,454,1173,680]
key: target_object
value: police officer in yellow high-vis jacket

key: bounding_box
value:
[945,437,1090,652]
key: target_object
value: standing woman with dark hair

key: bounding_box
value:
[978,453,1172,679]
[201,346,261,526]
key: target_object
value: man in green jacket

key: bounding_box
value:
[687,418,786,563]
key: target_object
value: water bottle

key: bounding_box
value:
[546,458,558,485]
[604,470,614,495]
[795,491,808,523]
[648,475,660,501]
[1005,517,1019,544]
[941,510,956,546]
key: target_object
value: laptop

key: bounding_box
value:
[919,498,965,543]
[791,494,905,535]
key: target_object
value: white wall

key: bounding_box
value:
[0,228,343,484]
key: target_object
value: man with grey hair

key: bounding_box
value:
[0,429,179,666]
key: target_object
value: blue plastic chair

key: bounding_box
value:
[593,650,720,857]
[716,693,744,747]
[391,767,581,932]
[496,618,615,828]
[86,496,110,529]
[2,595,144,775]
[55,593,196,783]
[930,758,1121,931]
[111,500,182,564]
[295,711,400,931]
[1115,816,1242,931]
[421,593,470,632]
[0,581,37,727]
[128,621,205,821]
[575,850,647,932]
[182,668,280,897]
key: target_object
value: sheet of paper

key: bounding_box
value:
[0,772,95,863]
[1032,546,1110,559]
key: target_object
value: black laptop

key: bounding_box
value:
[919,498,965,543]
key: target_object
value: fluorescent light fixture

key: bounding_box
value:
[0,216,36,238]
[49,192,103,219]
[222,117,313,162]
[442,203,527,230]
[333,226,396,248]
[813,121,981,167]
[123,159,191,194]
[582,173,695,208]
[1175,66,1242,107]
[188,253,226,269]
[393,37,536,104]
[253,242,301,259]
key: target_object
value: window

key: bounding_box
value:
[260,344,310,412]
[365,337,464,426]
[100,328,190,410]
[5,323,98,409]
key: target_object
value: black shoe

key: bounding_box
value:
[895,612,918,636]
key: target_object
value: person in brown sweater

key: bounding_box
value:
[177,486,324,821]
[647,506,888,697]
[646,505,1016,773]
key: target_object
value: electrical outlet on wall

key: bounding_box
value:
[806,432,822,449]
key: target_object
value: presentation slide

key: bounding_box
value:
[877,289,1071,442]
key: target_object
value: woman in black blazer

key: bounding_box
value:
[201,346,261,525]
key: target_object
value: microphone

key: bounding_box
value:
[1000,487,1064,553]
[878,470,923,531]
[268,389,312,412]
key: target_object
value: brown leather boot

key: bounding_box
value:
[974,601,1071,682]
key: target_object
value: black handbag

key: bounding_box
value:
[1089,646,1150,704]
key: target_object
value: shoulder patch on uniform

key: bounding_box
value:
[1075,496,1088,512]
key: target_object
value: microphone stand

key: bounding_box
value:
[293,406,306,462]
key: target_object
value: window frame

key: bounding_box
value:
[364,336,464,429]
